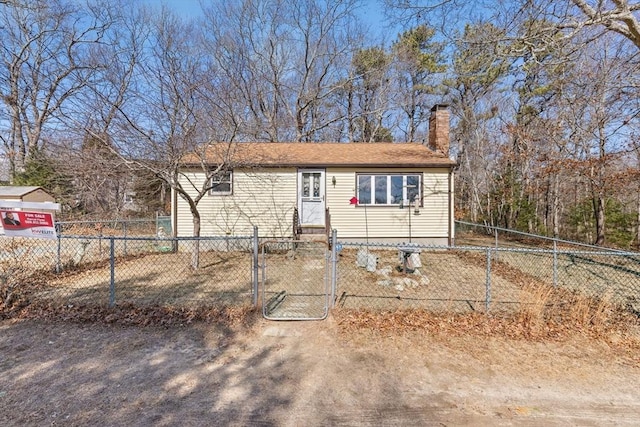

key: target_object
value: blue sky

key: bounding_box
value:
[154,0,202,18]
[141,0,389,35]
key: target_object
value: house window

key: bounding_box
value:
[356,174,421,206]
[209,170,233,195]
[302,172,322,198]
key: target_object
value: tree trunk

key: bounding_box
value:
[191,211,201,269]
[552,175,560,238]
[637,190,640,249]
[592,129,607,246]
[593,194,606,246]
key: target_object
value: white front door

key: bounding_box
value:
[298,169,325,226]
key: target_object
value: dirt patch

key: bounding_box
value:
[336,248,524,312]
[1,311,640,426]
[29,251,254,307]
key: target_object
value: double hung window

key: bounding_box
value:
[209,170,233,195]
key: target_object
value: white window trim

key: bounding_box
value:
[209,170,233,196]
[356,173,422,206]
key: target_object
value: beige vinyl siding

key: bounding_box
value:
[175,165,452,241]
[326,168,451,240]
[23,189,55,203]
[176,168,297,237]
[0,189,54,203]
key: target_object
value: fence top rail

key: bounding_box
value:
[491,247,640,256]
[338,241,473,251]
[56,218,155,225]
[455,220,635,254]
[337,240,640,257]
[260,239,329,248]
[58,234,254,241]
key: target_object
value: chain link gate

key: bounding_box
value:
[260,239,332,320]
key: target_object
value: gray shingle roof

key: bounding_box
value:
[0,186,43,197]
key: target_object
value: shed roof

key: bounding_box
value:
[184,142,456,168]
[0,186,45,197]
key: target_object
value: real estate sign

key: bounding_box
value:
[0,209,57,240]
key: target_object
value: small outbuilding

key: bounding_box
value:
[0,186,55,205]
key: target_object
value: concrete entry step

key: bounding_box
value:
[298,233,327,242]
[289,240,327,257]
[299,225,326,233]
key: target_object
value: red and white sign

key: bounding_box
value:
[0,210,57,240]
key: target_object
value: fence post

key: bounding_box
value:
[485,248,492,312]
[123,221,128,257]
[109,237,116,307]
[98,223,103,257]
[331,229,338,308]
[253,226,259,306]
[553,240,558,287]
[56,232,62,274]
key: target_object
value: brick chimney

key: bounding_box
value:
[428,104,450,156]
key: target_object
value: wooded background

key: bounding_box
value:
[1,0,639,248]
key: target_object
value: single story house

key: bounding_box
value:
[173,105,456,245]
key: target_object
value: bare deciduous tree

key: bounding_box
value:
[386,0,640,51]
[0,0,112,178]
[107,8,216,267]
[201,0,366,142]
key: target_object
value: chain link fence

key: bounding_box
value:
[335,243,493,312]
[56,218,158,237]
[1,232,256,311]
[1,226,640,317]
[334,241,640,314]
[455,220,628,253]
[260,240,331,320]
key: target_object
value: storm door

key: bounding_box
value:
[298,169,325,226]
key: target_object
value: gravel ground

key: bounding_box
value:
[1,315,640,426]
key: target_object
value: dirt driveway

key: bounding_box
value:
[1,314,640,426]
